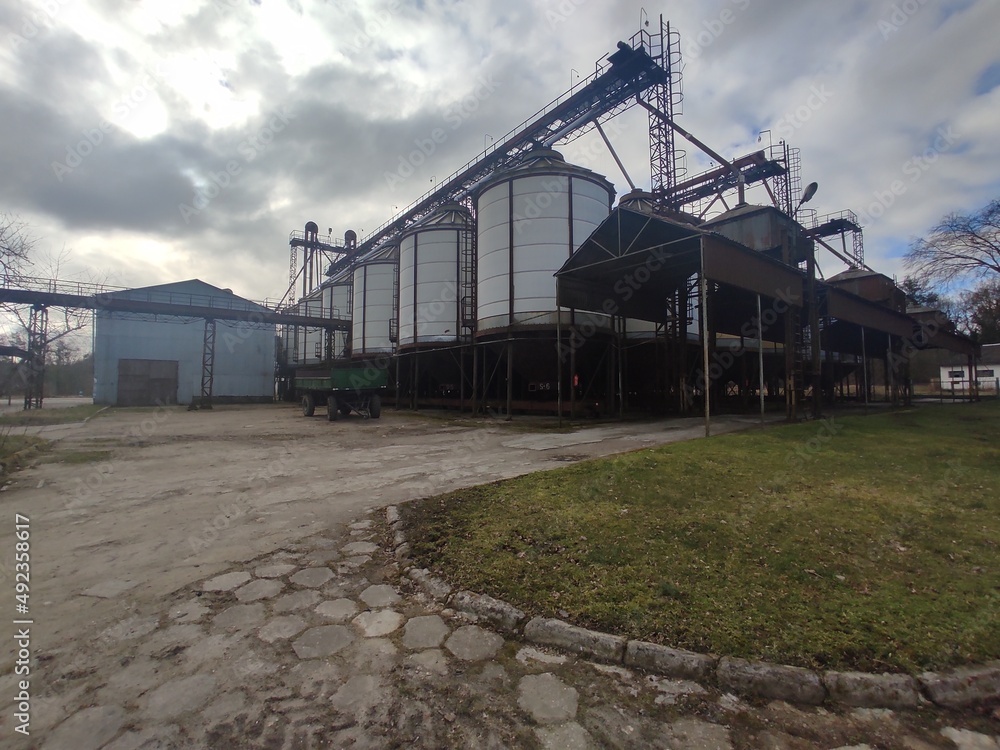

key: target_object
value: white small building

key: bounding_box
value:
[938,342,1000,393]
[93,280,275,406]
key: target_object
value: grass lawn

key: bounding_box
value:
[406,402,1000,673]
[0,404,106,426]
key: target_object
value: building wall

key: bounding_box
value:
[94,314,275,405]
[938,364,999,392]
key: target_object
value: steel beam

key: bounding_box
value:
[0,288,349,329]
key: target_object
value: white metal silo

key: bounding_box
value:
[475,148,615,334]
[351,243,398,357]
[298,291,325,363]
[398,204,473,348]
[321,273,352,359]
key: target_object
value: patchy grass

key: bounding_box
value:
[0,404,106,426]
[407,402,1000,673]
[40,449,114,465]
[0,434,49,476]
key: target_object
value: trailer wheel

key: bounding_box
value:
[326,395,339,421]
[339,403,352,417]
[301,393,315,417]
[369,393,382,419]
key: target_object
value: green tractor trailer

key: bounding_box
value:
[294,360,388,421]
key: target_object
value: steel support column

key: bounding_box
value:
[24,304,48,410]
[506,337,513,421]
[700,250,710,437]
[556,308,563,427]
[757,294,765,425]
[200,318,217,409]
[861,326,869,412]
[808,244,822,419]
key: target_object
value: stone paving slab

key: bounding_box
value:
[518,672,579,724]
[406,648,451,676]
[403,615,450,650]
[235,578,285,602]
[202,571,251,592]
[26,512,1000,749]
[315,598,358,622]
[272,589,321,612]
[289,566,334,588]
[445,624,505,661]
[213,603,266,630]
[258,615,308,643]
[342,540,378,556]
[360,583,402,608]
[292,624,355,659]
[253,562,297,579]
[353,609,404,637]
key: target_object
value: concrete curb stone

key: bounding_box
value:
[717,657,826,705]
[407,568,453,601]
[919,662,1000,708]
[451,590,525,633]
[524,617,625,664]
[823,671,920,709]
[624,640,716,682]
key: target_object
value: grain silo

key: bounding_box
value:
[398,204,473,348]
[297,291,326,364]
[351,243,398,357]
[321,270,353,359]
[473,148,616,415]
[395,204,475,409]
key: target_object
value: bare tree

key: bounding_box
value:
[7,246,95,352]
[0,218,100,405]
[959,278,1000,344]
[904,198,1000,288]
[0,213,34,285]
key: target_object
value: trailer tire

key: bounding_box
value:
[369,393,382,419]
[327,395,339,421]
[301,393,315,417]
[339,403,352,417]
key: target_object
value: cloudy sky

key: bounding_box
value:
[2,0,999,309]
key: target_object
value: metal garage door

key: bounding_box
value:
[116,359,179,406]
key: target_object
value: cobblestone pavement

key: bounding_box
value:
[14,511,998,750]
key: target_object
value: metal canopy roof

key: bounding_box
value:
[554,206,701,322]
[555,206,980,357]
[554,206,805,329]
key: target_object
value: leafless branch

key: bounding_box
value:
[904,199,1000,288]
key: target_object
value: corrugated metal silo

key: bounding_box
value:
[321,272,352,358]
[351,243,398,356]
[298,291,325,363]
[398,204,473,348]
[475,148,615,334]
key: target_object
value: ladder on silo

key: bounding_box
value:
[345,283,354,356]
[389,268,399,345]
[459,217,476,337]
